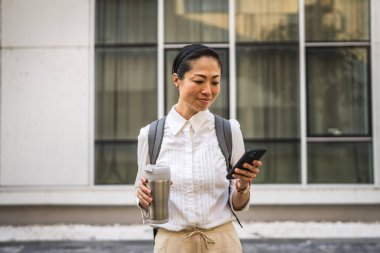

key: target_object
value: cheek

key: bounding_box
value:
[212,86,220,96]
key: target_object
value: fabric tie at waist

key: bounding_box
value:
[183,229,215,249]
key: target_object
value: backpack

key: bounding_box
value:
[148,114,243,239]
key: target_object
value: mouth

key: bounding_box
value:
[198,98,212,104]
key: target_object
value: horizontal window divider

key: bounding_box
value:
[244,138,300,143]
[95,139,137,145]
[307,137,372,142]
[164,43,229,49]
[236,41,299,47]
[95,43,158,48]
[305,41,370,47]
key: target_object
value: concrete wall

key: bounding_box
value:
[0,0,92,186]
[0,205,380,225]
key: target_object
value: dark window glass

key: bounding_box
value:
[96,0,157,44]
[236,0,298,42]
[307,47,370,136]
[95,142,137,184]
[236,45,300,139]
[305,0,370,42]
[245,141,300,184]
[308,142,373,184]
[164,0,229,43]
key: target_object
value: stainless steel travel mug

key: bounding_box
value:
[144,164,171,224]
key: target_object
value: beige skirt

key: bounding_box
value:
[154,222,243,253]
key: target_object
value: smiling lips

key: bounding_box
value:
[198,98,212,104]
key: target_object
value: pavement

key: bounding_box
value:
[1,222,380,252]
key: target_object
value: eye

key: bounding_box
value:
[212,82,220,86]
[194,80,203,84]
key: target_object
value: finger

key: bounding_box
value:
[139,182,152,195]
[140,176,148,184]
[137,188,152,206]
[252,160,262,168]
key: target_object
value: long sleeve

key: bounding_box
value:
[134,125,150,222]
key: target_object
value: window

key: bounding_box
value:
[236,0,300,184]
[95,0,158,184]
[95,0,373,185]
[305,0,372,184]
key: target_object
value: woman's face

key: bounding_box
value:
[173,56,221,119]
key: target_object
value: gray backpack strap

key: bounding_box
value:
[215,114,243,228]
[148,116,166,165]
[214,114,232,171]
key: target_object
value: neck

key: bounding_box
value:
[174,104,197,120]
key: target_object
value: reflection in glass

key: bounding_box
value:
[305,0,369,41]
[308,142,373,183]
[164,49,229,118]
[307,47,370,136]
[96,0,157,44]
[164,0,228,43]
[95,142,137,184]
[245,141,300,184]
[96,47,157,140]
[236,46,299,139]
[236,0,298,42]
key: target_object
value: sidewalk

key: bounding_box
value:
[1,222,380,241]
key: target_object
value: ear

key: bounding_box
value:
[172,73,180,88]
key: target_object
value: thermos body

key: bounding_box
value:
[148,179,170,224]
[144,164,171,225]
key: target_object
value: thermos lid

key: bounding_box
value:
[144,164,171,181]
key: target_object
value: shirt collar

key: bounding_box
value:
[166,105,212,136]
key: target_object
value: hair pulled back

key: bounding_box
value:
[172,44,222,80]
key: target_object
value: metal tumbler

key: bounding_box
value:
[144,164,171,224]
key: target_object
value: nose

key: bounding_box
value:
[202,83,212,95]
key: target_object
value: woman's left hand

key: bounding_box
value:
[232,160,262,189]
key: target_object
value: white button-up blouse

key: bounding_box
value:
[135,107,248,231]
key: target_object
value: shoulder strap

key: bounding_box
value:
[214,114,232,170]
[215,114,243,228]
[148,116,166,165]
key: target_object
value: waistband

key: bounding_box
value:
[158,222,235,249]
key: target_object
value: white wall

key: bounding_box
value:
[0,0,92,186]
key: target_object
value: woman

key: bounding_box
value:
[135,44,262,253]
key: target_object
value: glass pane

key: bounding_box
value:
[95,142,137,184]
[237,45,299,139]
[307,47,370,136]
[236,0,298,42]
[164,48,229,118]
[96,47,157,140]
[305,0,369,41]
[96,0,157,44]
[164,0,228,43]
[245,141,300,184]
[308,142,373,184]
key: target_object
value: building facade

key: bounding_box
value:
[1,0,380,224]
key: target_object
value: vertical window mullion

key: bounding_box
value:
[229,0,236,119]
[158,0,164,118]
[370,0,379,187]
[299,0,308,187]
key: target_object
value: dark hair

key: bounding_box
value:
[172,44,222,80]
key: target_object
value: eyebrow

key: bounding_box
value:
[193,74,220,78]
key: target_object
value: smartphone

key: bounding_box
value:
[226,148,267,180]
